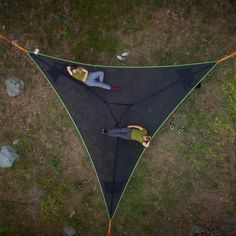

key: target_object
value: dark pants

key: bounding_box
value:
[106,128,131,140]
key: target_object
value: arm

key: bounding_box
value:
[82,68,88,79]
[127,125,143,130]
[67,66,73,76]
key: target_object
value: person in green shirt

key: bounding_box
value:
[67,65,118,91]
[102,125,151,147]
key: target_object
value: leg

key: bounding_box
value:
[88,71,104,82]
[86,72,111,90]
[106,128,131,140]
[95,71,104,82]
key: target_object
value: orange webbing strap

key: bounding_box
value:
[218,51,236,63]
[106,220,112,236]
[0,34,28,53]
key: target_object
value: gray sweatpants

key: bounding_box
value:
[106,128,131,140]
[86,71,111,90]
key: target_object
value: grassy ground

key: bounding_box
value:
[0,0,236,235]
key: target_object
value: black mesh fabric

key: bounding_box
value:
[29,53,216,218]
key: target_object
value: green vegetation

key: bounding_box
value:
[40,195,61,221]
[49,157,62,172]
[221,70,236,121]
[74,179,90,192]
[15,137,33,159]
[154,0,164,7]
[0,226,8,236]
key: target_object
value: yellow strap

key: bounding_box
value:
[218,51,236,63]
[0,34,28,53]
[106,220,112,236]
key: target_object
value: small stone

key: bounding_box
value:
[63,226,76,236]
[189,225,209,236]
[69,209,75,218]
[5,76,24,97]
[21,62,26,67]
[13,139,19,145]
[0,145,19,168]
[2,25,6,30]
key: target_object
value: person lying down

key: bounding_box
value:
[67,65,119,91]
[102,124,151,148]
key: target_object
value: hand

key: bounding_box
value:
[142,141,150,148]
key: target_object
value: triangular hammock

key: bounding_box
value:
[1,34,235,235]
[29,53,216,219]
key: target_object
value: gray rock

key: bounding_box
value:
[189,225,209,236]
[5,76,24,97]
[63,226,76,236]
[0,145,19,168]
